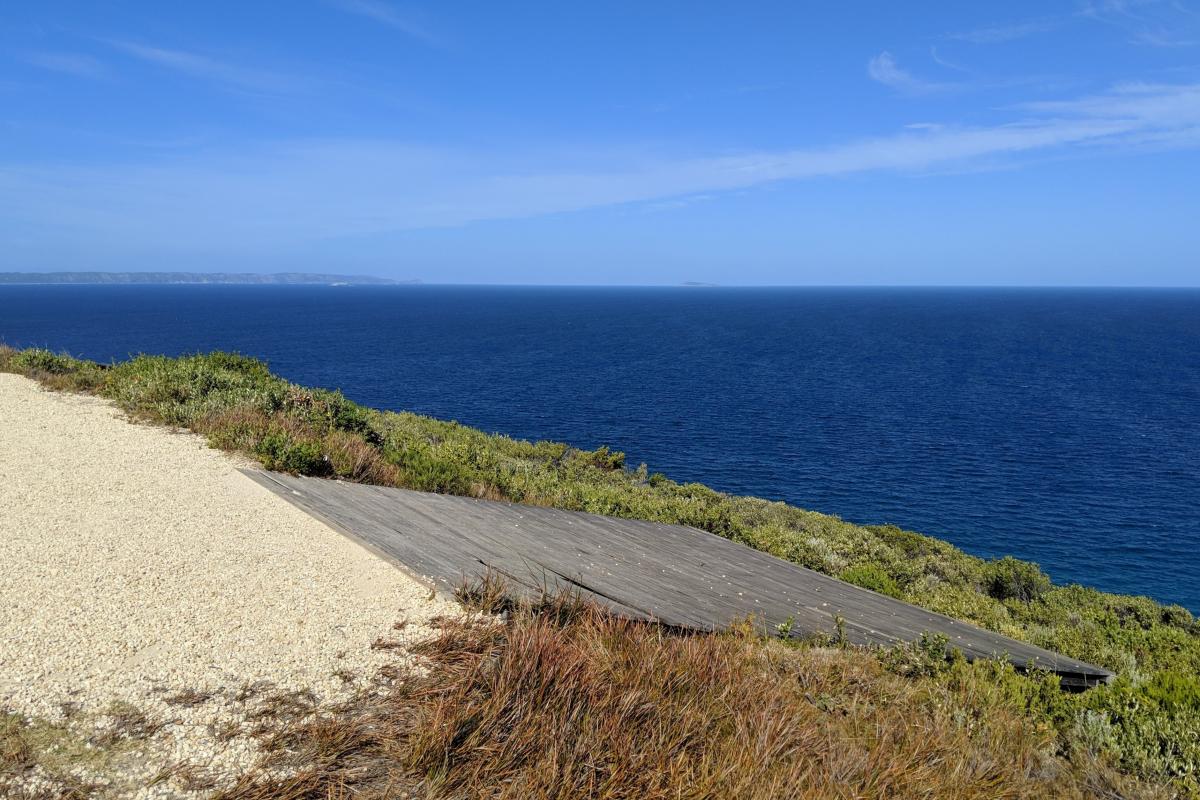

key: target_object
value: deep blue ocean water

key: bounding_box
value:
[2,285,1197,612]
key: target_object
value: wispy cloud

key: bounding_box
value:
[20,51,108,79]
[2,82,1198,250]
[642,194,714,213]
[1020,80,1200,119]
[928,47,969,73]
[328,0,438,44]
[949,4,1197,48]
[948,18,1060,44]
[867,51,953,94]
[1078,0,1158,20]
[1130,28,1197,46]
[106,41,299,92]
[1079,0,1199,46]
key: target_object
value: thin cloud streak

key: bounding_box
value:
[20,51,109,78]
[948,18,1060,44]
[1079,0,1200,46]
[948,5,1197,48]
[1131,28,1197,46]
[929,47,970,73]
[106,40,300,92]
[867,51,953,94]
[329,0,438,44]
[1,82,1198,248]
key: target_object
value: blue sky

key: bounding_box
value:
[3,1,1199,285]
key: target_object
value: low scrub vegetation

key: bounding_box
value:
[3,345,1199,795]
[218,587,1164,799]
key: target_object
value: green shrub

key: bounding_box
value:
[878,632,956,678]
[7,348,106,391]
[254,432,330,476]
[384,443,467,493]
[101,352,288,426]
[281,386,373,437]
[13,348,79,374]
[1069,709,1120,759]
[866,524,937,558]
[1162,604,1195,629]
[839,563,903,599]
[1139,672,1200,713]
[983,556,1052,602]
[1091,674,1200,791]
[579,444,626,470]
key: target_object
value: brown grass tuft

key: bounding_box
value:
[322,429,401,484]
[162,688,214,708]
[469,481,507,501]
[454,571,519,616]
[91,702,165,747]
[195,404,274,452]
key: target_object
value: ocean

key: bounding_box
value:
[2,285,1196,612]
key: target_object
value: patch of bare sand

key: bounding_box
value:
[0,373,456,798]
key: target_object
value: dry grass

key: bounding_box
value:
[214,704,417,800]
[404,615,1086,799]
[322,429,403,485]
[218,590,1164,800]
[1,711,113,799]
[162,687,214,708]
[89,702,166,748]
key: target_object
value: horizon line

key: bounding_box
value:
[2,278,1199,290]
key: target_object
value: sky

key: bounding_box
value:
[2,1,1200,285]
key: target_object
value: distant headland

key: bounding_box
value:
[0,271,413,286]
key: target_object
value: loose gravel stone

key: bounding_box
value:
[0,374,457,798]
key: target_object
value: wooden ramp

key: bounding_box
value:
[243,470,1113,689]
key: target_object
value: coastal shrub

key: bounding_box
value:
[839,562,904,598]
[983,556,1053,602]
[1139,672,1200,713]
[104,352,287,426]
[254,432,330,476]
[281,386,373,438]
[867,524,940,558]
[6,348,106,392]
[1069,709,1120,759]
[1162,604,1195,630]
[384,442,469,493]
[878,632,956,679]
[1089,675,1200,792]
[12,348,78,375]
[196,404,274,453]
[578,444,626,470]
[323,429,398,483]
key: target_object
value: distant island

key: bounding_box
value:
[0,272,413,286]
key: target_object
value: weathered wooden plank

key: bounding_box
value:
[242,469,1113,688]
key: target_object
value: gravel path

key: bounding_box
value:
[0,373,457,798]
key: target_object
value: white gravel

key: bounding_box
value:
[0,373,457,798]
